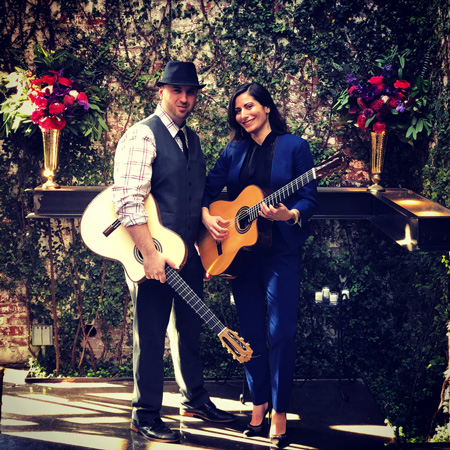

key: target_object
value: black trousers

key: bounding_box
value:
[129,253,210,423]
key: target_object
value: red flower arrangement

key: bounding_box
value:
[334,64,432,141]
[28,69,90,131]
[1,47,107,141]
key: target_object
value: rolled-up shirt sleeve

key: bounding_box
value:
[112,123,156,227]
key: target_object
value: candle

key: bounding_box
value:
[330,292,338,305]
[322,286,330,299]
[341,289,350,300]
[315,291,323,303]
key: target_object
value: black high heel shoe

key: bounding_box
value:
[269,412,288,447]
[270,432,288,448]
[243,404,271,437]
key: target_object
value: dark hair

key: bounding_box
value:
[227,82,288,142]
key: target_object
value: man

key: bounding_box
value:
[112,61,235,443]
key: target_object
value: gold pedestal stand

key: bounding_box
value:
[41,128,61,189]
[368,130,388,193]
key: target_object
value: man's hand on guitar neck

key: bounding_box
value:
[202,206,230,242]
[125,223,178,283]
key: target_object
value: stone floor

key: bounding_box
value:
[0,368,398,450]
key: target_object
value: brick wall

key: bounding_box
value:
[0,291,32,365]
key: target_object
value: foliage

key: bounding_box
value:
[201,277,244,379]
[0,0,449,444]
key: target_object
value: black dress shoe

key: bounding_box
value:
[180,399,236,422]
[130,418,179,442]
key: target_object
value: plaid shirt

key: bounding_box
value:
[112,104,188,227]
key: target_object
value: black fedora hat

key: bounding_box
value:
[156,61,205,88]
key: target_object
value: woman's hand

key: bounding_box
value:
[259,202,297,222]
[202,206,230,242]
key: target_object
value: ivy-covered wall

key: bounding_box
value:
[1,0,450,442]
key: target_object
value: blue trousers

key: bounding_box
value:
[231,229,303,412]
[129,253,209,423]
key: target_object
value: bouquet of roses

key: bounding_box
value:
[1,46,107,140]
[334,64,432,142]
[28,69,90,131]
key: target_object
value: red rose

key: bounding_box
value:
[31,110,44,124]
[50,117,66,130]
[394,80,411,90]
[39,117,52,131]
[31,78,44,85]
[34,97,48,110]
[63,94,76,106]
[373,122,386,133]
[43,74,58,85]
[58,77,73,87]
[49,103,65,115]
[370,99,385,111]
[357,114,367,129]
[369,76,383,85]
[348,85,358,95]
[389,98,399,107]
[77,92,88,103]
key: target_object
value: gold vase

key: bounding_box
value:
[41,128,61,189]
[368,130,388,193]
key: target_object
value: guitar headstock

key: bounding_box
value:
[314,150,349,179]
[218,328,253,363]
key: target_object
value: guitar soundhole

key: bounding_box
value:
[236,206,251,234]
[134,239,162,264]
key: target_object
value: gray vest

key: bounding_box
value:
[141,115,206,252]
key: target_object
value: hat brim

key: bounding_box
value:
[156,81,205,88]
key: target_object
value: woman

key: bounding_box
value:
[202,82,318,446]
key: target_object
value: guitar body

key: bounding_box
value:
[198,185,272,278]
[80,186,253,363]
[80,187,187,284]
[198,151,349,278]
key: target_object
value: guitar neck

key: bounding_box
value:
[248,167,316,221]
[165,266,226,336]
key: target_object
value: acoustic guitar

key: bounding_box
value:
[80,187,252,363]
[198,151,348,279]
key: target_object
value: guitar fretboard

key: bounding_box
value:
[165,266,226,335]
[245,168,316,222]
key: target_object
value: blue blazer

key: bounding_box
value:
[203,134,319,248]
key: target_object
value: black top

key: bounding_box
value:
[239,132,279,191]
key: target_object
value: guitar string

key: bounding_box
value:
[165,266,226,335]
[217,168,315,232]
[165,267,251,360]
